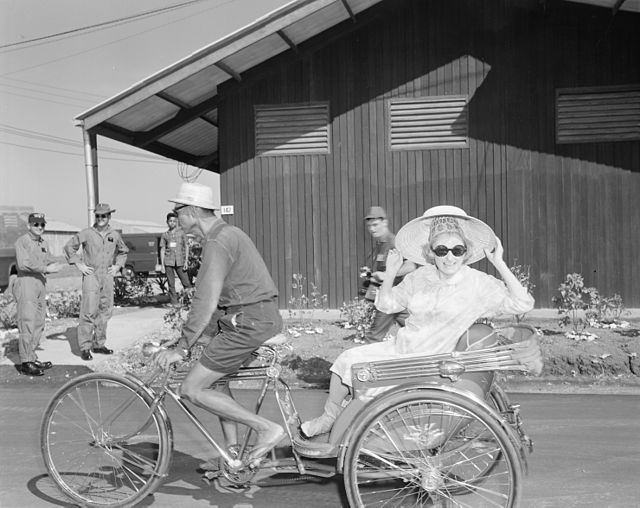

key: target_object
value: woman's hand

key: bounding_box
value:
[385,249,404,275]
[484,236,505,267]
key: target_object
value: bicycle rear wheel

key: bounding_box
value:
[40,373,172,507]
[344,389,522,507]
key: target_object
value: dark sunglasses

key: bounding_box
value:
[173,204,189,213]
[31,222,45,228]
[432,245,467,257]
[95,214,110,219]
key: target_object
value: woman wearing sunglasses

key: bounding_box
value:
[299,205,535,439]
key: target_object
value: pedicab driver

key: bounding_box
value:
[153,182,285,466]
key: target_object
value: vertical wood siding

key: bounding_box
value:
[219,0,640,308]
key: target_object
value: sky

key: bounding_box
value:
[0,0,290,228]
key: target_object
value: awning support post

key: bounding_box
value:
[82,129,99,227]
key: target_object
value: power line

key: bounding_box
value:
[0,140,174,164]
[0,123,171,160]
[0,0,211,51]
[0,90,92,109]
[0,0,241,77]
[0,82,96,106]
[0,76,107,100]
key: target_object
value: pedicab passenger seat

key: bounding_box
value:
[351,324,541,394]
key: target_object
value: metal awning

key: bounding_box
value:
[75,0,385,173]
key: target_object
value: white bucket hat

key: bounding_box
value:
[396,205,497,266]
[169,182,219,210]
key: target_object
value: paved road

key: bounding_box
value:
[1,380,639,508]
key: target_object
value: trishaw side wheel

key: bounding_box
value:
[40,373,172,507]
[344,389,522,507]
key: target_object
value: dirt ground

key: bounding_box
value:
[280,316,640,390]
[3,302,640,392]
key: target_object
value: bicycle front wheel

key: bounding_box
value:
[41,373,172,507]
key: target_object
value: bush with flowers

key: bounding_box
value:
[46,290,82,318]
[338,297,375,340]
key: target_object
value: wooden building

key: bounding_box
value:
[75,0,640,308]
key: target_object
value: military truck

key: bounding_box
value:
[0,206,32,289]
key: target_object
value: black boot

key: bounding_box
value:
[34,360,53,369]
[81,350,93,361]
[20,362,44,376]
[91,346,113,355]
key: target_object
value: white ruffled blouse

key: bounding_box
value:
[375,264,534,355]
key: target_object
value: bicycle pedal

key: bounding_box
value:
[202,470,221,484]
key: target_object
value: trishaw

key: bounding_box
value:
[40,323,539,507]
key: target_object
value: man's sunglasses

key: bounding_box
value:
[95,214,110,219]
[173,204,189,213]
[31,222,45,228]
[432,245,467,257]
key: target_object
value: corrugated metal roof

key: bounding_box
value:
[75,0,640,173]
[75,0,385,172]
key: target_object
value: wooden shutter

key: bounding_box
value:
[255,103,330,156]
[388,96,468,150]
[556,85,640,144]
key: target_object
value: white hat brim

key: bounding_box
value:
[168,197,219,210]
[396,211,496,265]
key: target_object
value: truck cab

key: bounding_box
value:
[121,233,162,278]
[0,206,32,290]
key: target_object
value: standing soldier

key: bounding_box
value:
[14,212,64,376]
[64,203,128,361]
[160,211,192,306]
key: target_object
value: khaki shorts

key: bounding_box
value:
[198,298,282,374]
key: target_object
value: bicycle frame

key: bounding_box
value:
[114,345,314,476]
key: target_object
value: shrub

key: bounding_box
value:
[114,275,155,306]
[339,297,375,339]
[186,238,202,282]
[594,293,628,324]
[163,290,193,332]
[0,293,17,329]
[46,290,82,318]
[552,273,600,340]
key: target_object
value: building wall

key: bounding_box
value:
[218,0,640,307]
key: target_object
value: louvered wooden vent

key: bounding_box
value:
[255,103,330,156]
[389,96,469,150]
[556,85,640,144]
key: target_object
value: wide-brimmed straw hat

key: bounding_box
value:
[169,182,219,210]
[396,205,496,265]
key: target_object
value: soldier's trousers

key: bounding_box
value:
[15,275,46,363]
[78,273,114,351]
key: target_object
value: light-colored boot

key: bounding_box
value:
[300,400,343,438]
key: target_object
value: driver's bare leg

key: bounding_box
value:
[181,363,285,462]
[216,382,239,448]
